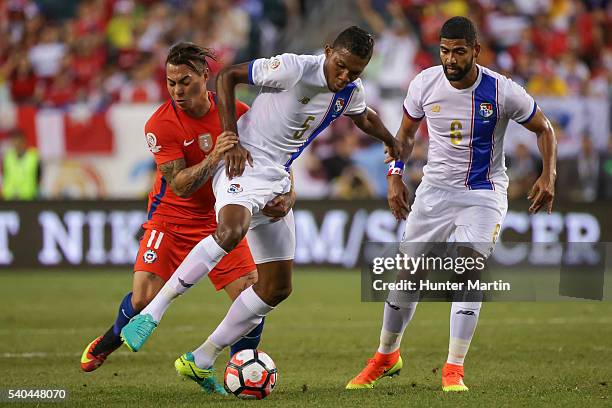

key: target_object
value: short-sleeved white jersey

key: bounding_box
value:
[237,53,367,170]
[403,65,536,192]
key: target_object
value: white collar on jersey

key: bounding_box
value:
[446,64,483,93]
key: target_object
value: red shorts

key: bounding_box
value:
[133,220,256,290]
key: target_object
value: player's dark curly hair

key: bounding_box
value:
[332,26,374,59]
[440,16,477,46]
[166,42,217,75]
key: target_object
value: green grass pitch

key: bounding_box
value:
[1,269,611,407]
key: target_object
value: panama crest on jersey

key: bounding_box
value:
[479,102,494,118]
[228,183,243,194]
[334,98,345,113]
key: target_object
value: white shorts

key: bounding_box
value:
[400,182,507,258]
[212,159,295,263]
[246,210,296,264]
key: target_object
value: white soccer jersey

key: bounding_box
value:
[238,53,367,170]
[403,65,536,191]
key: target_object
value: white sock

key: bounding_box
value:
[192,286,273,368]
[379,329,404,354]
[377,300,418,354]
[447,301,481,366]
[193,339,223,369]
[141,235,226,322]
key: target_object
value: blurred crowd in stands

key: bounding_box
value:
[0,0,300,108]
[304,0,612,202]
[0,0,611,202]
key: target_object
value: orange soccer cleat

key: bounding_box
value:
[80,328,122,372]
[442,362,469,392]
[346,350,403,389]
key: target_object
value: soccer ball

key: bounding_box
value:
[224,349,277,399]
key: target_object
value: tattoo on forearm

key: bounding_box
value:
[158,157,215,197]
[159,158,186,184]
[178,158,216,196]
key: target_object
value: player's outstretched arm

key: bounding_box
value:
[350,107,400,161]
[159,131,238,197]
[216,63,253,179]
[521,108,557,214]
[387,113,421,221]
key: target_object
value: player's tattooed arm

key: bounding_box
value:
[350,107,399,161]
[522,107,557,214]
[159,158,201,198]
[159,132,239,197]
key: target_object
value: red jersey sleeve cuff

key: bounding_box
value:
[155,154,184,166]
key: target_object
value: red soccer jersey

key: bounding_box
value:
[144,92,249,225]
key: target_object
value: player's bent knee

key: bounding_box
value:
[132,271,165,311]
[253,260,293,305]
[224,270,258,301]
[131,291,154,312]
[214,223,248,251]
[131,285,162,311]
[215,204,251,251]
[276,285,292,302]
[243,269,258,287]
[263,284,292,306]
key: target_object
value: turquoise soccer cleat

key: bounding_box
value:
[120,314,158,352]
[175,352,227,395]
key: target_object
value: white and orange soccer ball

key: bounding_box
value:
[224,349,277,399]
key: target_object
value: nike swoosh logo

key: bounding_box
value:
[385,301,400,311]
[121,308,130,319]
[81,340,96,363]
[183,139,195,146]
[178,278,193,288]
[81,349,93,363]
[189,364,206,381]
[456,310,475,316]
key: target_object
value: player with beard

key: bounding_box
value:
[346,16,557,392]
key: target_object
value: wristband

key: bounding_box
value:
[387,160,405,177]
